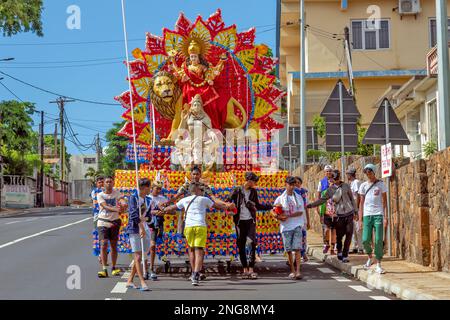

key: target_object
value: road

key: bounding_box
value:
[0,207,396,300]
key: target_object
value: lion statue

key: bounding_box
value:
[149,71,248,144]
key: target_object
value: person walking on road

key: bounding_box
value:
[144,181,169,280]
[307,170,357,262]
[316,165,334,252]
[162,182,232,286]
[359,164,388,274]
[125,178,152,291]
[91,176,104,263]
[97,176,125,278]
[294,177,310,262]
[346,168,363,254]
[228,172,273,280]
[273,176,307,280]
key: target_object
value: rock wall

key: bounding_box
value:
[294,147,450,272]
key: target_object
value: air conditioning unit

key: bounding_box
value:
[399,0,421,15]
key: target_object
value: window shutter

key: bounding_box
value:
[379,20,389,49]
[365,30,377,50]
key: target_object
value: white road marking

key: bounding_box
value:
[331,276,351,282]
[122,272,131,279]
[111,282,128,293]
[0,217,91,249]
[305,261,321,265]
[4,221,21,225]
[349,285,372,292]
[317,268,335,274]
[370,296,391,300]
[105,298,122,300]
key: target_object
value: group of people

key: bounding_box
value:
[309,164,388,274]
[90,163,387,291]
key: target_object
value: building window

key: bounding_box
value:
[429,18,450,47]
[351,19,390,50]
[83,157,96,164]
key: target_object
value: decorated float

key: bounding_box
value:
[93,10,288,264]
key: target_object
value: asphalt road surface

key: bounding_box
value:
[0,207,396,300]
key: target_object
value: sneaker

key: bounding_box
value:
[363,258,373,270]
[342,257,350,263]
[111,268,121,276]
[199,273,206,281]
[337,253,343,261]
[191,278,199,286]
[150,272,158,281]
[97,269,108,278]
[192,273,200,286]
[375,265,386,274]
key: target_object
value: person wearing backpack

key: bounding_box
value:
[307,170,357,262]
[358,164,388,274]
[316,165,333,253]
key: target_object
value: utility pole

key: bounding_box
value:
[436,0,450,150]
[50,97,75,182]
[299,0,307,166]
[38,111,44,207]
[344,26,355,97]
[96,133,102,172]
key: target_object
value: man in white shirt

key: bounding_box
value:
[346,168,363,254]
[273,176,306,280]
[358,164,388,274]
[97,176,125,278]
[162,182,231,286]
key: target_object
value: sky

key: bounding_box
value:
[0,0,278,155]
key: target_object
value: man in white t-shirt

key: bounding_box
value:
[358,164,387,274]
[97,176,125,278]
[162,182,231,286]
[272,176,306,280]
[346,168,363,254]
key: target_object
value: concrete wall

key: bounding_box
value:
[69,179,93,204]
[294,147,450,272]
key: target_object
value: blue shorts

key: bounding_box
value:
[282,226,304,252]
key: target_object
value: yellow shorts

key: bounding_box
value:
[184,226,207,248]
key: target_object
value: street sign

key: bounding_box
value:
[381,143,393,178]
[281,143,299,160]
[362,98,410,145]
[321,80,360,152]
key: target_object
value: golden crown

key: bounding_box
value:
[188,40,201,55]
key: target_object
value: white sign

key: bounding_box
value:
[381,143,392,178]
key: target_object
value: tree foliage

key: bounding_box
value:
[101,121,133,177]
[0,0,44,37]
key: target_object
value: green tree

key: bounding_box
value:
[0,100,38,175]
[85,167,101,185]
[0,0,44,37]
[101,121,133,177]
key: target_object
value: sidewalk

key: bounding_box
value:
[306,230,450,300]
[0,205,84,218]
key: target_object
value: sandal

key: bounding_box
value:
[288,273,296,279]
[126,283,137,289]
[241,272,250,279]
[139,285,150,291]
[249,272,258,279]
[295,273,303,280]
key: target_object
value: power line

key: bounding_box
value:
[0,71,120,106]
[0,56,124,65]
[0,61,122,69]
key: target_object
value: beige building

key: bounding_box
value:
[278,0,449,154]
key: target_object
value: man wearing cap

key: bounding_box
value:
[346,168,363,254]
[358,164,388,274]
[316,165,334,252]
[228,172,273,279]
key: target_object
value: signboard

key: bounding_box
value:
[381,143,392,178]
[321,80,360,152]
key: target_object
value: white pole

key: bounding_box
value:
[120,0,146,279]
[300,0,307,165]
[339,81,345,176]
[436,0,450,150]
[384,99,392,257]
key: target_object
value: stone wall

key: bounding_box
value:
[293,147,450,272]
[426,148,450,272]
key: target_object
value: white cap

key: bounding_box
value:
[324,165,333,171]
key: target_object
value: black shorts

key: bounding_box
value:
[323,215,336,229]
[98,220,121,241]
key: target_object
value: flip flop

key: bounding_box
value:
[241,272,250,279]
[139,285,150,291]
[126,283,137,289]
[249,272,258,279]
